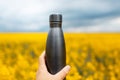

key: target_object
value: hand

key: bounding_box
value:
[36,51,71,80]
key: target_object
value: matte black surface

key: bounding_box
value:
[46,14,66,80]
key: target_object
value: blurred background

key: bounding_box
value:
[0,0,120,32]
[0,0,120,80]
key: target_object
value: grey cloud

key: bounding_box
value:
[62,9,120,28]
[57,0,120,29]
[0,0,120,32]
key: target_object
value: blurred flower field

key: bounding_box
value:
[0,33,120,80]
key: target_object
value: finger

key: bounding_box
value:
[39,51,47,71]
[55,65,71,80]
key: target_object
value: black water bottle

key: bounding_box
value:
[46,14,66,78]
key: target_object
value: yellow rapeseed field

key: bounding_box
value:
[0,33,120,80]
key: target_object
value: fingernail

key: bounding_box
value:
[65,65,71,73]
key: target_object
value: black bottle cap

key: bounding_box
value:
[50,14,62,22]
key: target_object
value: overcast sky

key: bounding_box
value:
[0,0,120,32]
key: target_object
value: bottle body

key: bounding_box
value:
[46,27,66,74]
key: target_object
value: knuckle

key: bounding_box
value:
[39,55,42,60]
[63,69,68,75]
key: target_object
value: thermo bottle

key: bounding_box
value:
[46,14,66,77]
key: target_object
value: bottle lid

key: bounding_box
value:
[50,14,62,22]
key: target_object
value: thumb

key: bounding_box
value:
[55,65,71,80]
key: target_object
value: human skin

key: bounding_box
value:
[36,51,71,80]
